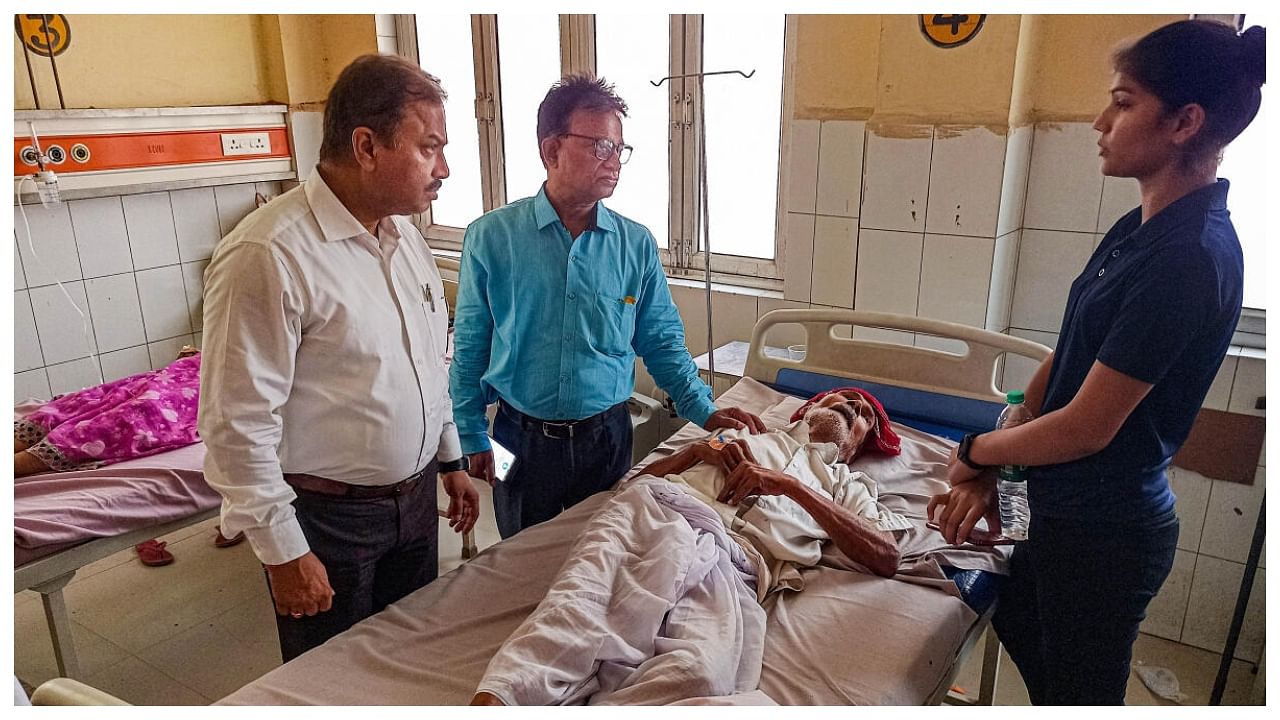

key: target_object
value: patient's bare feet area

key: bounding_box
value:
[470,691,506,706]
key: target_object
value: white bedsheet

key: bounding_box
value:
[219,376,1006,705]
[477,477,767,705]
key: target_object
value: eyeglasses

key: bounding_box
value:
[560,133,633,164]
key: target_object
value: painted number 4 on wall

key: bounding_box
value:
[920,14,986,48]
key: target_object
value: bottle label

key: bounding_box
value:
[999,464,1027,483]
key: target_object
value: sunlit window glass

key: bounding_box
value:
[416,14,484,228]
[597,14,672,248]
[497,14,562,204]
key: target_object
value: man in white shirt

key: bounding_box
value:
[200,54,479,661]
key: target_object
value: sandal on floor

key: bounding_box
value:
[213,526,245,548]
[134,539,174,567]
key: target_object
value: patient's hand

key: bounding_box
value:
[717,461,798,506]
[927,476,1000,545]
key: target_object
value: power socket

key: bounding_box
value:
[220,132,272,156]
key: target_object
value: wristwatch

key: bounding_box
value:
[439,456,469,474]
[957,433,988,471]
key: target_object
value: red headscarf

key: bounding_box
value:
[789,387,901,456]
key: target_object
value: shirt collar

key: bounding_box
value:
[305,170,403,243]
[533,183,619,235]
[1128,179,1230,245]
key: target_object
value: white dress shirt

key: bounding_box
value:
[199,172,461,565]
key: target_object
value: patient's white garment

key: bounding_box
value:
[476,477,769,706]
[665,423,912,594]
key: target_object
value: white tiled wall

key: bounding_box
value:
[1023,122,1105,233]
[376,13,399,56]
[12,180,280,400]
[925,126,1006,239]
[859,125,932,233]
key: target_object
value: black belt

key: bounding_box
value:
[500,400,626,440]
[283,460,436,499]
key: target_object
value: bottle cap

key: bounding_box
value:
[1006,390,1025,404]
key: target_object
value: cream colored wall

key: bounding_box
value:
[14,14,378,110]
[874,14,1021,127]
[793,13,1185,128]
[793,15,880,120]
[1010,14,1186,124]
[15,15,278,109]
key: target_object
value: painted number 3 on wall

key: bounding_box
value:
[14,14,72,57]
[920,14,986,49]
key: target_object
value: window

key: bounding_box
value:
[1216,12,1267,311]
[415,14,484,230]
[402,14,793,282]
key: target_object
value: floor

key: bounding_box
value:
[14,476,1263,705]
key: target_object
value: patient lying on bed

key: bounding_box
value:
[472,388,912,706]
[14,348,201,476]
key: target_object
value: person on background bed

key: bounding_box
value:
[471,388,911,706]
[14,347,202,476]
[929,19,1264,705]
[451,74,765,540]
[200,54,479,662]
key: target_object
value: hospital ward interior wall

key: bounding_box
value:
[14,14,385,398]
[643,13,1265,666]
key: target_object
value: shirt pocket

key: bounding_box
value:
[589,292,637,356]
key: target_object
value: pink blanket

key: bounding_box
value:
[13,443,221,567]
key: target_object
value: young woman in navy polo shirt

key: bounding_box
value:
[929,19,1265,704]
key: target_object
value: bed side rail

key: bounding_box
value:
[746,309,1051,404]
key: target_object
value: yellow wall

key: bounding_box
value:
[14,14,377,110]
[793,15,880,120]
[793,13,1186,127]
[875,14,1021,127]
[1010,14,1185,124]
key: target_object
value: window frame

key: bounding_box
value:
[395,14,802,288]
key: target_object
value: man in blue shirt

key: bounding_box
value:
[450,75,764,538]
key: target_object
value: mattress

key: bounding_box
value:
[13,442,219,567]
[219,376,1009,705]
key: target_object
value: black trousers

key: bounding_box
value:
[491,400,632,539]
[269,461,439,662]
[992,509,1179,704]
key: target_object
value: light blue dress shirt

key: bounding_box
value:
[450,185,716,455]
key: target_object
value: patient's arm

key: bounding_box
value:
[718,462,900,578]
[637,437,754,479]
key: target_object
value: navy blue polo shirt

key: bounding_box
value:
[1031,180,1243,525]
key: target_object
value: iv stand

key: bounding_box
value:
[650,68,755,389]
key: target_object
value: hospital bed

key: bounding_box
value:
[215,309,1050,706]
[13,431,478,682]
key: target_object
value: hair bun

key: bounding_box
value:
[1241,24,1266,85]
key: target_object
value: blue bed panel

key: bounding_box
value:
[770,368,1005,440]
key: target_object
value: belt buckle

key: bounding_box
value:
[541,421,574,439]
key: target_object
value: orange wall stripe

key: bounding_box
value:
[14,127,290,174]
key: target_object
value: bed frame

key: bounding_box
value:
[15,500,474,681]
[747,308,1051,705]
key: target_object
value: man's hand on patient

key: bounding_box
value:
[266,551,334,618]
[689,436,756,474]
[717,462,798,506]
[927,476,1000,545]
[704,406,766,435]
[467,450,496,486]
[443,470,480,534]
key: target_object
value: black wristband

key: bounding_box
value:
[439,456,469,474]
[957,433,988,471]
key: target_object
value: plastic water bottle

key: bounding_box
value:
[996,390,1034,540]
